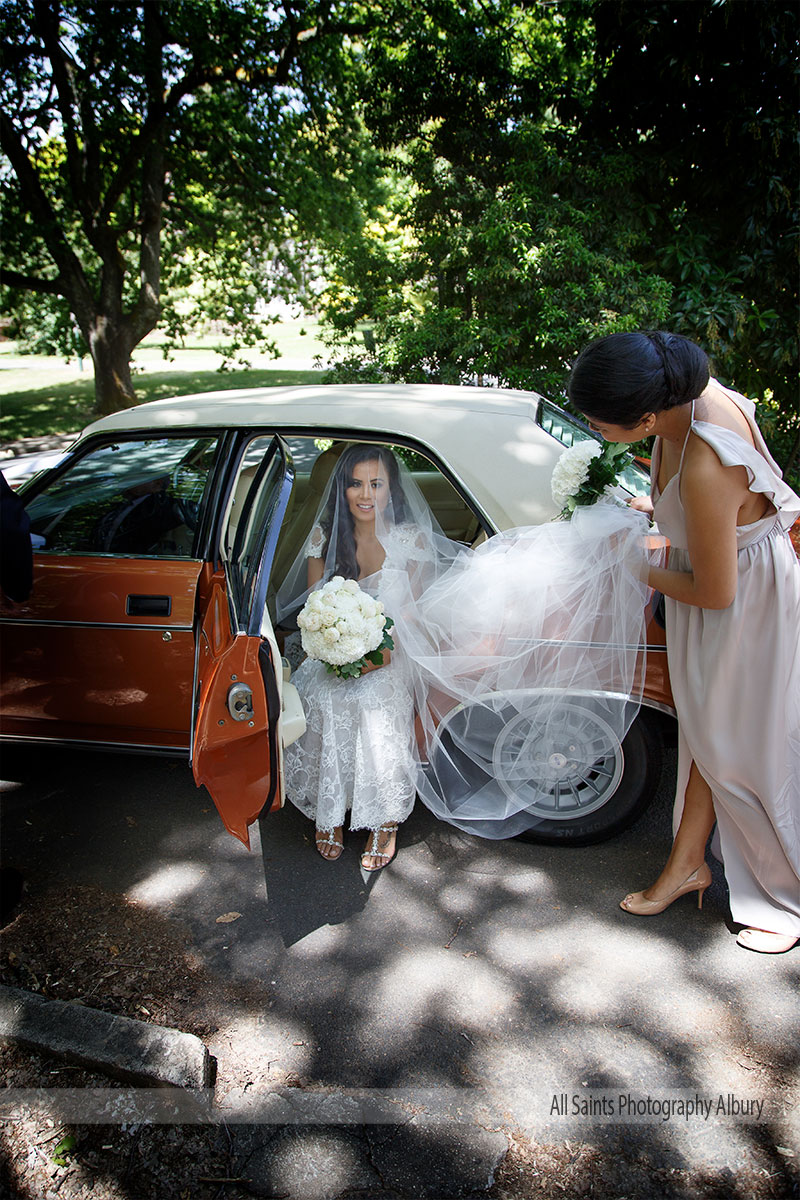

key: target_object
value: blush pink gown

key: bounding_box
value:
[652,382,800,937]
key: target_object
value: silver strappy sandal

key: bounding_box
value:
[360,824,398,872]
[315,827,343,861]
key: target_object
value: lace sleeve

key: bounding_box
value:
[389,522,431,564]
[306,524,326,559]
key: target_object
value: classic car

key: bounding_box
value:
[0,384,674,847]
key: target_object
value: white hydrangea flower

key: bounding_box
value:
[298,577,389,670]
[551,441,602,510]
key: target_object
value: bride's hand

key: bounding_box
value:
[629,496,654,516]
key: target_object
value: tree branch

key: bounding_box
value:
[0,110,94,324]
[0,267,63,295]
[32,0,87,216]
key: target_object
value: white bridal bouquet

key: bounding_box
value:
[297,576,395,679]
[551,440,632,519]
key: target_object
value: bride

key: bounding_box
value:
[276,443,439,870]
[277,437,662,862]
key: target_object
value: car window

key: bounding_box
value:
[538,400,651,499]
[227,437,293,632]
[25,436,220,558]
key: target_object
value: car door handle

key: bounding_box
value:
[126,594,172,617]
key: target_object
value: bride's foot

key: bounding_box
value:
[361,824,397,872]
[736,928,798,955]
[620,863,711,915]
[315,827,343,861]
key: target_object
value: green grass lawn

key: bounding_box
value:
[0,321,327,445]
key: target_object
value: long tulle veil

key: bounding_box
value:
[277,443,664,839]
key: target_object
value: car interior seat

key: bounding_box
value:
[269,441,349,629]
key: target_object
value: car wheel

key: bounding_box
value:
[513,707,664,846]
[428,693,664,847]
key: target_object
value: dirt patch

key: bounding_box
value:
[0,881,270,1200]
[490,1134,797,1199]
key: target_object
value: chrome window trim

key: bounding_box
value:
[0,617,193,633]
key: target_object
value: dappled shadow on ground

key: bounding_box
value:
[0,745,798,1199]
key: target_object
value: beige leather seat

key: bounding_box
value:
[269,442,349,626]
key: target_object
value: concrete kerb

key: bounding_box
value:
[0,984,511,1198]
[0,984,213,1090]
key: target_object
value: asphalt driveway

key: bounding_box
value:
[1,741,797,1197]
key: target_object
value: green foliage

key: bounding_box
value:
[318,0,796,475]
[586,0,799,416]
[2,0,796,473]
[319,25,674,397]
[51,1135,77,1166]
[0,0,375,412]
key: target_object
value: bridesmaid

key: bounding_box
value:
[568,331,800,954]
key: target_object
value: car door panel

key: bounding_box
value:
[192,579,277,847]
[191,436,294,845]
[0,556,202,745]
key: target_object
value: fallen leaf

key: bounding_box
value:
[51,1134,77,1166]
[215,912,242,924]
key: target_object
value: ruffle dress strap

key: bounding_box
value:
[690,421,800,532]
[676,399,696,476]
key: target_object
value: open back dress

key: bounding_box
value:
[652,381,800,936]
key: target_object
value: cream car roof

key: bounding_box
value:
[81,383,566,529]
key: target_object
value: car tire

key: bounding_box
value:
[513,709,664,846]
[427,692,665,847]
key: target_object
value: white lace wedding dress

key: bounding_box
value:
[283,523,427,832]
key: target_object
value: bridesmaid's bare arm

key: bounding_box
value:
[645,437,744,610]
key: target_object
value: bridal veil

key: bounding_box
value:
[276,443,663,839]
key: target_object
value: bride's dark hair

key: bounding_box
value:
[322,444,408,579]
[567,332,710,427]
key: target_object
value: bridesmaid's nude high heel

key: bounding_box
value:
[736,928,798,954]
[620,863,711,915]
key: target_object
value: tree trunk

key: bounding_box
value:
[89,320,139,416]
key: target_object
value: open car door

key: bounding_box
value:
[191,435,295,847]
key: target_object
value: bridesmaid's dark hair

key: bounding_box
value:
[322,443,408,579]
[567,332,710,427]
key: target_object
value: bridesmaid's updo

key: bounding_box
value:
[567,332,710,427]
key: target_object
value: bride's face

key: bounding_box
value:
[344,459,391,526]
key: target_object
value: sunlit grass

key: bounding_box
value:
[0,321,328,443]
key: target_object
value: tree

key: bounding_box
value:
[318,1,672,394]
[314,0,797,476]
[0,0,373,414]
[586,0,799,465]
